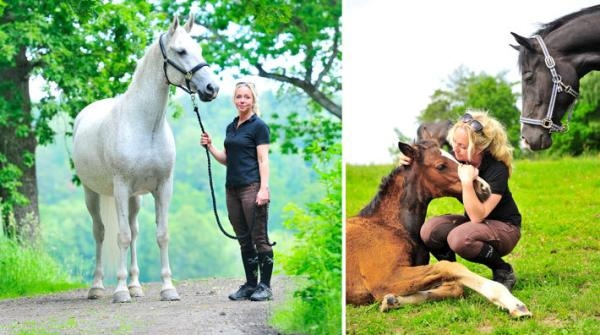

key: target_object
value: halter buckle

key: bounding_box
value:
[541,118,554,129]
[185,72,193,80]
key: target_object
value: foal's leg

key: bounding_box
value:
[112,179,133,303]
[127,195,144,297]
[154,177,179,301]
[380,281,464,312]
[84,186,105,299]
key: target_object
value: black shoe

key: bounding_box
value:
[249,283,272,301]
[228,283,257,301]
[493,265,517,291]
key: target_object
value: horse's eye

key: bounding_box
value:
[177,49,187,56]
[436,164,447,171]
[523,71,533,82]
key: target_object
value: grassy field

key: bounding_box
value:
[345,156,600,335]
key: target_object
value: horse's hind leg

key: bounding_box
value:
[84,186,105,299]
[154,177,179,301]
[127,195,144,298]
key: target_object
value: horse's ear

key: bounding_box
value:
[510,32,535,52]
[398,142,417,160]
[184,13,194,33]
[419,127,434,141]
[168,16,180,36]
[510,44,520,51]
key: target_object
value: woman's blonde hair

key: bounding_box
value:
[234,81,260,116]
[447,109,514,176]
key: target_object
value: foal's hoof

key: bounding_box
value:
[87,287,105,300]
[380,294,397,312]
[160,288,180,301]
[510,304,532,318]
[112,290,132,303]
[128,285,145,298]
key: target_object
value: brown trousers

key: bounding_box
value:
[226,183,272,253]
[420,215,520,259]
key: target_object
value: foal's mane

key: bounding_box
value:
[534,5,600,38]
[358,141,438,217]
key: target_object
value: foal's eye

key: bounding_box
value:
[176,49,187,56]
[436,164,447,171]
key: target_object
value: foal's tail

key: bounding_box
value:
[100,195,120,281]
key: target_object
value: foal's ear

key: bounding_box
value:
[168,16,180,36]
[510,32,535,52]
[184,13,194,33]
[398,142,417,160]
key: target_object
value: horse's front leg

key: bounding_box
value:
[84,186,105,299]
[154,177,180,301]
[112,180,133,303]
[127,195,144,298]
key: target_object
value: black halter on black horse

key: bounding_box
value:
[511,5,600,151]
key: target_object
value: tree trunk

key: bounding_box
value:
[0,46,39,243]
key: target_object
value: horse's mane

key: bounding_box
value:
[517,5,600,72]
[358,140,438,217]
[535,5,600,37]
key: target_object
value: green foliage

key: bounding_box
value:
[0,235,84,299]
[163,0,342,118]
[346,157,600,334]
[419,66,521,149]
[271,143,341,335]
[545,71,600,156]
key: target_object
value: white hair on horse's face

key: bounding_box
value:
[440,148,459,164]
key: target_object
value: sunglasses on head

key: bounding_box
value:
[236,81,255,88]
[460,113,484,134]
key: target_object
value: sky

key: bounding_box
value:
[343,0,599,164]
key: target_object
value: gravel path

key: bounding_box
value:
[0,276,293,335]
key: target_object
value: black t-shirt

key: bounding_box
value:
[465,152,522,227]
[224,114,270,188]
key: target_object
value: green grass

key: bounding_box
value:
[0,237,85,299]
[346,156,600,335]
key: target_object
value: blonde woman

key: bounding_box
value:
[201,81,273,301]
[400,110,521,290]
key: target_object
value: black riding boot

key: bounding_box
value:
[430,247,456,262]
[251,251,274,301]
[229,249,259,300]
[470,243,516,291]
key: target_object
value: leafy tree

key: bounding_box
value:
[418,66,521,148]
[549,71,600,155]
[0,1,156,242]
[161,0,342,119]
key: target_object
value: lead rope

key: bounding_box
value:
[190,95,275,246]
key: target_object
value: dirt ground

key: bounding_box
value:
[0,276,294,335]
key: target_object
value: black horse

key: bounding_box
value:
[511,5,600,151]
[416,120,452,149]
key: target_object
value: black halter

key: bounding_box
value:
[159,33,209,94]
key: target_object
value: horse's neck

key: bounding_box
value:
[547,11,600,76]
[119,41,170,130]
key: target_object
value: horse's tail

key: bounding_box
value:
[100,195,120,282]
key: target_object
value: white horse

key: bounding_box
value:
[72,15,219,303]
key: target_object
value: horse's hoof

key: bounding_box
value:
[160,288,180,301]
[112,290,132,303]
[87,287,104,300]
[510,304,532,318]
[128,285,145,298]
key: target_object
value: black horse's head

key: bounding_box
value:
[511,33,579,151]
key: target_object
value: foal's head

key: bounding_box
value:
[399,140,491,201]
